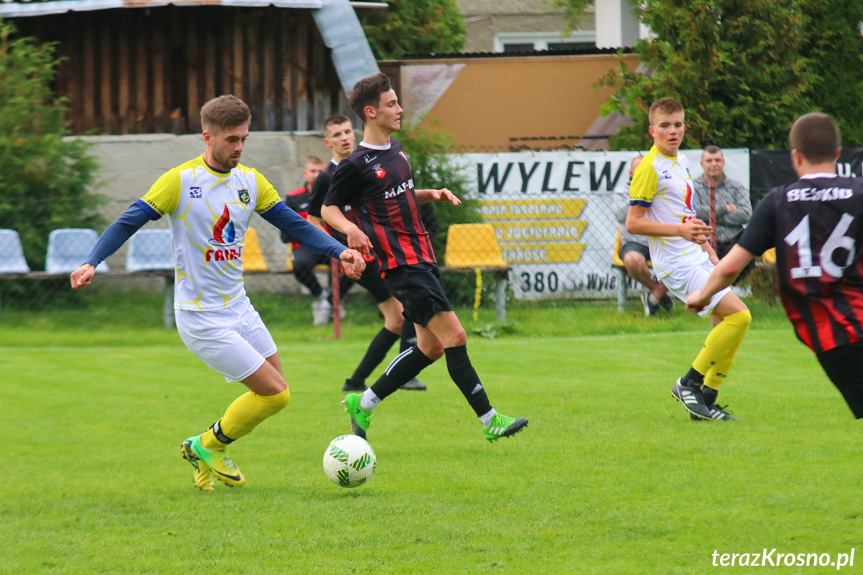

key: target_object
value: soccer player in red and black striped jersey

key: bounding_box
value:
[322,73,528,441]
[310,114,426,392]
[688,113,863,418]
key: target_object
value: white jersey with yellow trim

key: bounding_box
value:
[629,145,710,277]
[138,156,280,311]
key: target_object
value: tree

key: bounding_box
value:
[359,0,465,60]
[597,0,810,150]
[551,0,594,33]
[0,20,102,301]
[800,0,863,146]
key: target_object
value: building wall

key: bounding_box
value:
[386,53,639,151]
[458,0,594,53]
[11,6,345,135]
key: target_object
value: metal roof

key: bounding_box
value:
[0,1,325,17]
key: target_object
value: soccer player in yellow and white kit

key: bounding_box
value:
[70,95,365,489]
[626,97,751,421]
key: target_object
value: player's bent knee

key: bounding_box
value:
[260,386,291,412]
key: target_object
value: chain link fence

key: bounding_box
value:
[1,144,807,326]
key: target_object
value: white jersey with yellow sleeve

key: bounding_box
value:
[136,156,280,311]
[629,145,710,277]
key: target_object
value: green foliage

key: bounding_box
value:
[359,0,465,60]
[598,0,810,150]
[0,20,103,275]
[551,0,594,33]
[799,0,863,146]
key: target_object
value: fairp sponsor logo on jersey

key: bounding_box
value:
[206,205,243,262]
[384,178,415,200]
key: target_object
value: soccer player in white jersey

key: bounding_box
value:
[626,97,752,421]
[70,95,365,489]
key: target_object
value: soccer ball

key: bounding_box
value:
[323,434,376,488]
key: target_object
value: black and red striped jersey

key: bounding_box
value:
[283,185,311,248]
[311,159,378,263]
[323,139,435,272]
[738,173,863,353]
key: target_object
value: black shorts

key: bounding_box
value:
[355,256,392,305]
[382,263,452,327]
[620,241,650,261]
[816,340,863,419]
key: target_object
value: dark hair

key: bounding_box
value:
[648,97,684,124]
[789,113,841,164]
[322,114,351,134]
[200,95,251,133]
[702,145,722,156]
[349,73,393,123]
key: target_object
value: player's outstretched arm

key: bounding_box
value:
[416,188,461,206]
[687,244,754,312]
[320,204,373,258]
[260,202,349,261]
[69,203,153,290]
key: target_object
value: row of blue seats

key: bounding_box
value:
[0,228,173,275]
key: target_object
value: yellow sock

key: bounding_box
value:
[692,310,752,381]
[201,387,291,451]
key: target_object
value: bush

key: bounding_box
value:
[0,21,103,303]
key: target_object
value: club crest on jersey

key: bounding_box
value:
[189,187,202,199]
[374,165,386,179]
[238,189,250,204]
[209,206,239,246]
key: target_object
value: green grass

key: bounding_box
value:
[3,296,861,574]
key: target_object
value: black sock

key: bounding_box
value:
[346,328,400,388]
[444,345,492,417]
[681,367,705,387]
[702,386,718,406]
[400,321,417,352]
[370,346,434,400]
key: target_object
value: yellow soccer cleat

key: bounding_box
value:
[180,435,245,487]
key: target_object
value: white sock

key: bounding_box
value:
[361,389,380,411]
[479,408,496,427]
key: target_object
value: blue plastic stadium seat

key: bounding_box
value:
[126,229,174,272]
[0,229,30,273]
[45,228,109,274]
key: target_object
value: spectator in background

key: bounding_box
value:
[613,155,673,316]
[281,155,348,323]
[692,146,754,285]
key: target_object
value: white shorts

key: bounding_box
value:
[662,260,732,317]
[175,296,277,382]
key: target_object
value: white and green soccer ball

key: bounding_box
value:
[323,434,376,488]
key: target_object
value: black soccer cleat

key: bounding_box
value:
[671,378,712,420]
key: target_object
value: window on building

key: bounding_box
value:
[494,31,596,53]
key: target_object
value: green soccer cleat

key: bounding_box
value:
[180,435,245,487]
[483,413,529,441]
[342,393,372,439]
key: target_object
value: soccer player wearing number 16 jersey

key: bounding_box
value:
[688,113,863,419]
[70,96,365,490]
[322,73,528,441]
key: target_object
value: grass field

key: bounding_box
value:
[3,294,861,574]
